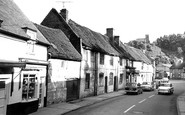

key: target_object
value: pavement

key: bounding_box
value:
[177,92,185,115]
[30,90,125,115]
[30,90,185,115]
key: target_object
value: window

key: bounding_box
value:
[110,56,114,66]
[120,58,122,66]
[85,73,90,89]
[99,73,104,87]
[109,72,113,85]
[100,53,104,65]
[119,74,123,84]
[22,74,36,100]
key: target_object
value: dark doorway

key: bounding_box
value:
[114,76,118,91]
[105,76,108,93]
[66,79,80,101]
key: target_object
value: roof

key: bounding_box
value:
[124,44,151,64]
[68,20,119,56]
[0,0,50,45]
[35,24,81,61]
[41,8,119,56]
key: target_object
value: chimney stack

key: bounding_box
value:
[60,9,68,22]
[106,28,114,42]
[114,36,120,45]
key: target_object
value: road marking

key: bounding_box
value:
[124,105,135,113]
[149,95,155,98]
[139,99,146,103]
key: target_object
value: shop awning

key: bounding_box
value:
[0,60,26,67]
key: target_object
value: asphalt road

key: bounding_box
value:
[64,80,185,115]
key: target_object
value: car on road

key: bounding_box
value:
[141,82,155,91]
[158,82,174,95]
[125,82,143,95]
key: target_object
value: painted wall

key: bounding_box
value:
[47,59,80,104]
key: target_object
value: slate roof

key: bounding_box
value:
[0,0,50,45]
[68,20,119,56]
[35,24,81,61]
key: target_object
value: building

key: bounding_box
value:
[35,24,82,103]
[0,0,50,114]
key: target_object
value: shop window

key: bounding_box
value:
[22,74,36,100]
[100,53,104,65]
[109,72,113,85]
[99,73,104,87]
[85,73,90,89]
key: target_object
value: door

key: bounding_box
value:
[39,77,45,108]
[105,76,108,93]
[66,79,79,101]
[0,75,10,115]
[114,76,118,91]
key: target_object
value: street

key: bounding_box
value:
[63,80,185,115]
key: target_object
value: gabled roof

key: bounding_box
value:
[0,0,50,45]
[35,24,81,61]
[68,20,119,56]
[170,62,184,69]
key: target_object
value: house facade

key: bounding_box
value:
[0,0,50,114]
[35,24,82,103]
[170,62,185,79]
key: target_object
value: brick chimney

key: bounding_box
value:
[106,28,114,43]
[114,36,120,45]
[60,9,68,22]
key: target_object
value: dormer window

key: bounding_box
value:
[22,27,37,41]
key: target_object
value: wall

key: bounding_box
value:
[47,59,80,104]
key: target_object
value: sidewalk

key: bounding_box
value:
[177,92,185,115]
[30,90,125,115]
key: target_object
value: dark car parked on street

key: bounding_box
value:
[125,83,143,95]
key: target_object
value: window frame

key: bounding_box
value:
[85,73,90,89]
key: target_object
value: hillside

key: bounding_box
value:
[127,33,185,65]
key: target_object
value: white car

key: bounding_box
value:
[158,83,174,95]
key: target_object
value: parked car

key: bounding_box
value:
[141,82,154,91]
[158,82,174,95]
[125,83,143,95]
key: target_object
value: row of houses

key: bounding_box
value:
[0,0,155,115]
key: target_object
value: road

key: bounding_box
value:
[64,80,185,115]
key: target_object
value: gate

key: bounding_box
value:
[66,79,79,101]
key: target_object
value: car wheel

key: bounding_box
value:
[158,92,160,95]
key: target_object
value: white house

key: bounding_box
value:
[0,0,50,114]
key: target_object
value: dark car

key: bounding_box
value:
[125,83,143,95]
[141,82,155,91]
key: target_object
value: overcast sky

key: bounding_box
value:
[14,0,185,43]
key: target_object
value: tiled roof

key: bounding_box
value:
[68,20,119,56]
[0,0,50,45]
[35,24,81,61]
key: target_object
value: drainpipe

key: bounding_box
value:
[94,52,98,96]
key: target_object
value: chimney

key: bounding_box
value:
[106,28,114,42]
[60,9,69,22]
[114,36,120,45]
[0,19,3,27]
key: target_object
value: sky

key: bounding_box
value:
[13,0,185,43]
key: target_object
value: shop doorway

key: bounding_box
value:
[105,76,108,93]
